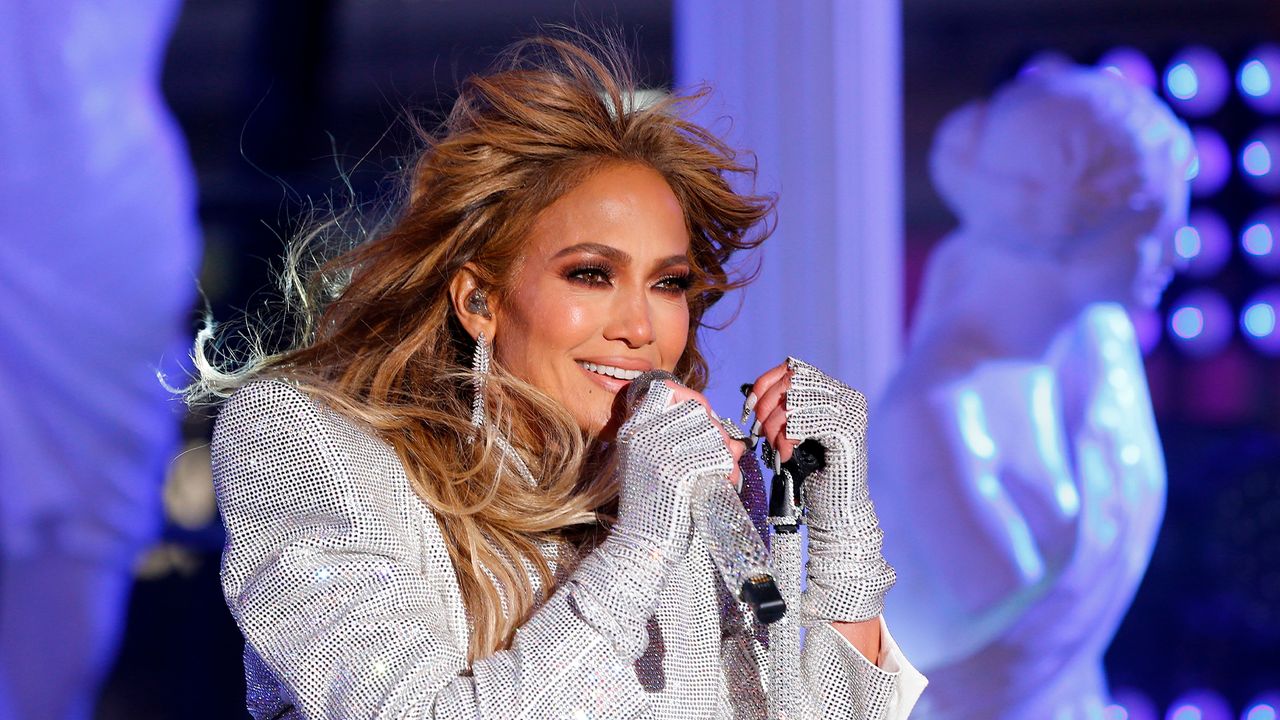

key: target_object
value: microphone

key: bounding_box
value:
[625,371,786,625]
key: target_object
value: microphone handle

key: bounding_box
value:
[623,369,784,624]
[687,473,786,625]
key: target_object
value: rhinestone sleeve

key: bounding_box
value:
[570,383,737,661]
[213,379,925,719]
[213,381,650,719]
[784,357,897,624]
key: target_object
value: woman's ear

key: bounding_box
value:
[449,264,497,342]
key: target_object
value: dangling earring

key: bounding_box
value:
[470,331,490,430]
[466,330,536,485]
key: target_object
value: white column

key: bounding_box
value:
[674,0,903,412]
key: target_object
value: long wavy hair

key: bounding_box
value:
[190,33,774,661]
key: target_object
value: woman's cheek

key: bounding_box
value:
[660,298,691,363]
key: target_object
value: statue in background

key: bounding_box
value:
[871,64,1192,719]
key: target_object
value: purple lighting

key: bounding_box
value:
[1099,47,1158,90]
[1242,127,1280,193]
[1169,290,1233,357]
[1241,287,1280,355]
[1132,307,1163,355]
[1244,693,1280,720]
[1242,207,1280,274]
[1190,127,1230,196]
[1164,46,1230,117]
[1180,209,1232,278]
[1166,690,1233,720]
[1239,45,1280,114]
[1113,687,1160,720]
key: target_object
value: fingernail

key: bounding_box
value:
[740,393,758,424]
[739,383,754,397]
[749,419,762,445]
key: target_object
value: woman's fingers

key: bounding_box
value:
[743,361,789,420]
[745,362,792,445]
[661,380,743,488]
[759,402,796,463]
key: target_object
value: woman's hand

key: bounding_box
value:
[742,358,895,624]
[614,380,743,557]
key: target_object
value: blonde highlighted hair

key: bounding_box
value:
[191,32,774,661]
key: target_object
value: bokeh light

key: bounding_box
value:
[1169,290,1233,357]
[1240,207,1280,274]
[1164,46,1230,117]
[1166,690,1233,720]
[1100,46,1158,89]
[1241,127,1280,194]
[1190,127,1230,196]
[1241,287,1280,355]
[1243,693,1280,720]
[1113,688,1160,720]
[1106,705,1131,720]
[1245,705,1277,720]
[1179,209,1232,278]
[1239,44,1280,114]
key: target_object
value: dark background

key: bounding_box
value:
[99,1,1280,716]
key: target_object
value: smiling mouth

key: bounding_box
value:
[576,361,645,381]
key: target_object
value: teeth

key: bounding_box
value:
[579,361,643,381]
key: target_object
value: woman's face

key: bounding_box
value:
[492,163,693,434]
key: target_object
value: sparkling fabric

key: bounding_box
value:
[785,358,897,624]
[213,380,926,719]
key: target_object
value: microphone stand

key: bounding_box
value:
[766,440,825,720]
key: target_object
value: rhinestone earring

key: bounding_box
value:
[470,331,490,429]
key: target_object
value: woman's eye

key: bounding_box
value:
[655,273,692,293]
[566,265,613,285]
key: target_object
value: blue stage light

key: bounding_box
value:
[1100,47,1157,89]
[1241,288,1280,355]
[1244,141,1272,176]
[1169,291,1233,357]
[1165,47,1230,117]
[1168,690,1233,720]
[1180,209,1231,278]
[1113,687,1159,720]
[1175,226,1201,260]
[1241,208,1280,274]
[1105,706,1130,720]
[1167,63,1198,100]
[1240,45,1280,114]
[1242,302,1275,337]
[1171,306,1205,339]
[1243,223,1273,255]
[1190,127,1230,196]
[1242,60,1271,97]
[1245,703,1277,720]
[1242,128,1280,193]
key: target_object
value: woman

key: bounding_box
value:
[197,35,925,719]
[871,64,1190,718]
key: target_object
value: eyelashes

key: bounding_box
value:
[656,272,693,292]
[563,263,692,294]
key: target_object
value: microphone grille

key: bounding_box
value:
[624,369,680,413]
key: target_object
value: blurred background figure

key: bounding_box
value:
[0,1,200,718]
[871,65,1193,719]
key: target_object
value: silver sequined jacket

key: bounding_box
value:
[212,380,927,719]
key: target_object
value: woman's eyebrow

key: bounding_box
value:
[551,242,630,263]
[654,254,690,270]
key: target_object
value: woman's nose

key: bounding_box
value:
[605,289,656,348]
